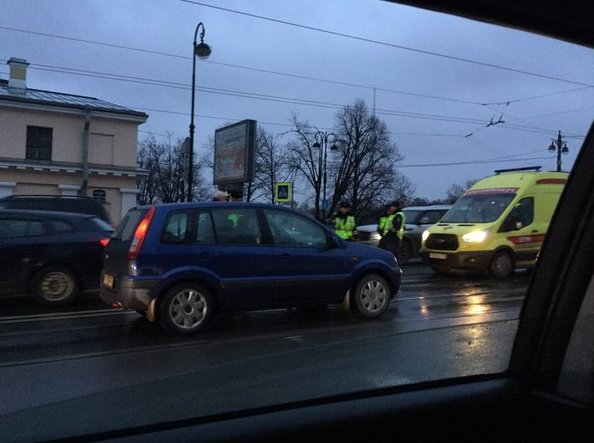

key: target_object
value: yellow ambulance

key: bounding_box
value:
[420,167,568,278]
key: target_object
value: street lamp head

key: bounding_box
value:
[313,141,321,148]
[548,141,556,152]
[195,42,212,59]
[561,144,569,154]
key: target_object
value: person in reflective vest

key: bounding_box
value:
[378,201,406,257]
[332,201,356,240]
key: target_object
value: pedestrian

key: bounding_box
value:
[378,201,406,257]
[212,190,229,202]
[331,201,356,240]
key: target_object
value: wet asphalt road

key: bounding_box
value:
[0,262,530,439]
[0,262,530,364]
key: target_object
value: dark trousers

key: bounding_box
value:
[379,232,400,257]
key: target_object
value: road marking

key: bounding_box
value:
[0,308,128,325]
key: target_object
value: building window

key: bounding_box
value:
[92,190,107,201]
[26,126,53,161]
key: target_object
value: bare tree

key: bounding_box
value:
[329,99,406,217]
[286,101,412,221]
[251,128,292,203]
[137,135,161,205]
[445,179,478,203]
[137,133,207,204]
[286,116,326,219]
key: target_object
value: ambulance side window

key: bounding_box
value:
[505,198,534,231]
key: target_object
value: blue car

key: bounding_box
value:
[100,202,401,335]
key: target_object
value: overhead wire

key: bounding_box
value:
[180,0,594,88]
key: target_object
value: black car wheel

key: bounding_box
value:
[159,283,214,335]
[32,266,79,306]
[352,274,390,318]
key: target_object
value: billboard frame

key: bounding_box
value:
[213,119,256,186]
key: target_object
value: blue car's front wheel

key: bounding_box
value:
[352,274,390,318]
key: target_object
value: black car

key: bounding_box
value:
[0,209,113,305]
[0,195,112,224]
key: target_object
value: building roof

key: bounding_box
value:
[0,78,147,120]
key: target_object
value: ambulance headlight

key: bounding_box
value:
[421,230,430,242]
[462,230,489,243]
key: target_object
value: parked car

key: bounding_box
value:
[0,209,113,305]
[355,204,451,264]
[0,195,112,224]
[100,202,402,335]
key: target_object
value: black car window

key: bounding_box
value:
[0,218,44,238]
[90,217,115,233]
[211,208,261,245]
[47,219,75,234]
[161,211,190,244]
[263,209,327,248]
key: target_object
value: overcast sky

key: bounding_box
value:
[2,0,593,201]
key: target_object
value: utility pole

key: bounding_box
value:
[548,131,569,172]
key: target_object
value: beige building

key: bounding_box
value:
[0,57,148,222]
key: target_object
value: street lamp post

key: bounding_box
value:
[313,131,338,221]
[548,130,569,172]
[187,22,212,201]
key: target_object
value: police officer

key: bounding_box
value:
[332,201,356,240]
[378,201,406,257]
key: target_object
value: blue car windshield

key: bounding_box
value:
[441,193,516,223]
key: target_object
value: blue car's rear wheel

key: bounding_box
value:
[352,274,390,318]
[159,283,214,335]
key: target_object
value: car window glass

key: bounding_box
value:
[423,211,445,224]
[47,219,74,234]
[112,209,145,241]
[403,210,422,224]
[443,194,516,223]
[195,211,216,244]
[263,209,327,247]
[161,211,190,244]
[506,198,534,228]
[91,217,115,232]
[211,208,261,245]
[0,218,44,238]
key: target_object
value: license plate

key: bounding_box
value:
[103,273,115,289]
[429,252,447,260]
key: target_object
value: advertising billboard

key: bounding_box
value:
[214,119,256,186]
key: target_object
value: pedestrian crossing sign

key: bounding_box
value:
[275,182,292,203]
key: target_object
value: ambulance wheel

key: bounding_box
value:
[490,251,514,279]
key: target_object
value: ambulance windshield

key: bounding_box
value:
[441,192,516,223]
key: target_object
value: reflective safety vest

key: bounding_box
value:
[394,211,406,240]
[335,215,356,240]
[378,216,390,236]
[379,212,406,239]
